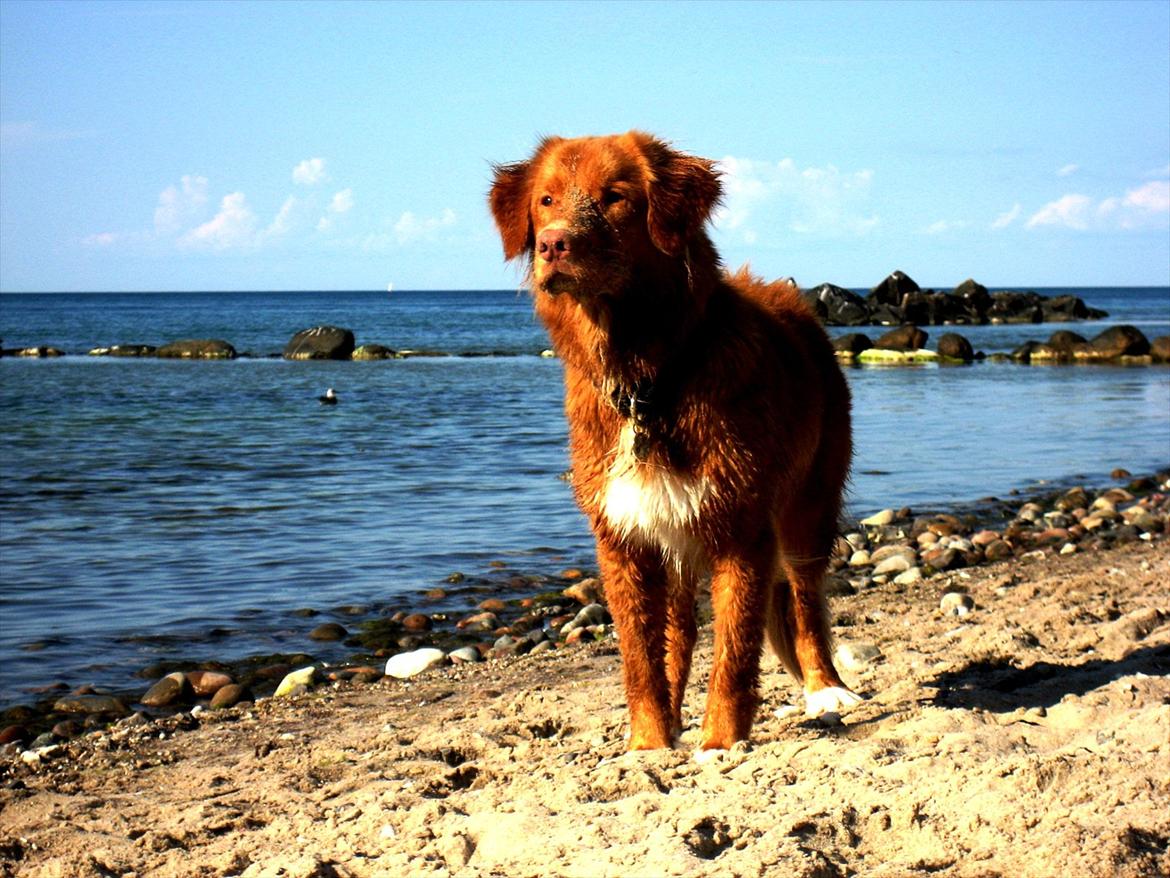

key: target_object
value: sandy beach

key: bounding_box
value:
[2,508,1168,877]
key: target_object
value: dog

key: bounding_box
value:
[489,131,861,751]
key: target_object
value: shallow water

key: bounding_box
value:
[0,287,1167,705]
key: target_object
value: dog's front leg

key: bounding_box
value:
[700,547,772,750]
[596,537,673,750]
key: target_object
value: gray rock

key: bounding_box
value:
[155,339,237,359]
[141,671,192,708]
[53,694,129,716]
[309,622,348,642]
[940,592,975,616]
[283,325,355,360]
[835,641,883,671]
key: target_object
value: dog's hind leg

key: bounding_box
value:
[596,538,674,750]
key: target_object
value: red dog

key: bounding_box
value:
[490,131,860,751]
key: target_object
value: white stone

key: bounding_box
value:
[873,554,912,576]
[861,509,895,527]
[835,642,883,672]
[939,592,975,616]
[274,665,318,697]
[384,648,446,679]
[894,566,923,586]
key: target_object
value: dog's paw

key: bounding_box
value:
[804,686,863,718]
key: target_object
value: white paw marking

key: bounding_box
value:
[804,686,864,718]
[693,748,722,765]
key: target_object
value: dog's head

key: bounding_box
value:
[489,132,722,298]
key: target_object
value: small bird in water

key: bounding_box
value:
[318,388,338,405]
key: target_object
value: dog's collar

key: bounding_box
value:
[604,375,667,462]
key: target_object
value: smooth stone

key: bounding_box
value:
[51,720,83,740]
[351,343,397,360]
[873,555,912,576]
[562,578,602,605]
[53,694,129,716]
[893,567,923,585]
[937,332,974,362]
[0,726,29,747]
[861,509,895,527]
[448,646,481,664]
[187,670,234,697]
[971,529,1001,548]
[560,602,609,636]
[155,338,237,359]
[940,592,975,616]
[283,325,355,360]
[987,543,1015,564]
[457,611,501,631]
[309,622,348,642]
[274,666,319,697]
[141,671,192,708]
[857,348,939,364]
[210,683,252,709]
[835,642,883,671]
[477,598,508,613]
[848,549,872,567]
[870,544,917,565]
[402,613,433,632]
[873,324,928,352]
[384,648,446,679]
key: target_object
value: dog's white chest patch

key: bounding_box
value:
[601,424,711,555]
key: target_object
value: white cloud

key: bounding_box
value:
[991,203,1022,230]
[154,175,209,235]
[393,208,456,244]
[1026,194,1093,230]
[181,192,257,250]
[1028,181,1169,231]
[257,195,300,244]
[316,188,355,232]
[713,156,878,241]
[293,158,328,186]
[922,219,969,235]
[1056,163,1080,177]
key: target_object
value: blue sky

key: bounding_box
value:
[1,0,1168,292]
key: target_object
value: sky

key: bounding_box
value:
[1,0,1168,292]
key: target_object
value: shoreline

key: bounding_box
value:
[3,468,1166,740]
[1,501,1167,875]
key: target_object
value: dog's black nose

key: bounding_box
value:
[537,227,570,263]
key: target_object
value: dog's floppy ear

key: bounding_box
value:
[489,160,534,261]
[640,135,723,256]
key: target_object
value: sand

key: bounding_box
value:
[1,538,1167,878]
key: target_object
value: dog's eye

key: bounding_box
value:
[540,195,553,207]
[601,190,624,207]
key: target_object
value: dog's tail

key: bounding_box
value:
[764,579,804,684]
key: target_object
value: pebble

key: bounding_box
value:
[894,567,923,586]
[835,641,883,671]
[274,666,318,697]
[141,671,192,708]
[560,602,609,636]
[477,598,508,613]
[861,509,895,527]
[984,539,1014,562]
[210,683,253,709]
[873,554,912,576]
[562,578,602,605]
[53,694,129,716]
[848,550,872,567]
[309,622,348,642]
[448,646,481,664]
[457,611,501,631]
[940,592,975,616]
[187,670,234,697]
[384,648,446,679]
[402,613,433,632]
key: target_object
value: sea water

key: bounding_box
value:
[0,287,1167,705]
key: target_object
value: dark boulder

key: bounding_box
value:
[90,344,157,357]
[1088,325,1150,359]
[283,326,356,361]
[868,303,905,326]
[1010,341,1041,362]
[987,292,1043,324]
[799,290,829,321]
[927,292,967,325]
[868,270,920,308]
[937,332,974,362]
[156,339,237,359]
[1046,330,1088,356]
[874,325,928,351]
[1151,336,1170,363]
[806,283,869,326]
[833,333,873,356]
[14,346,66,358]
[1042,295,1092,322]
[953,279,991,321]
[900,291,931,325]
[352,344,398,360]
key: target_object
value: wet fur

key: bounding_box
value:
[490,131,859,750]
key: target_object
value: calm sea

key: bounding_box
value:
[1,287,1168,706]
